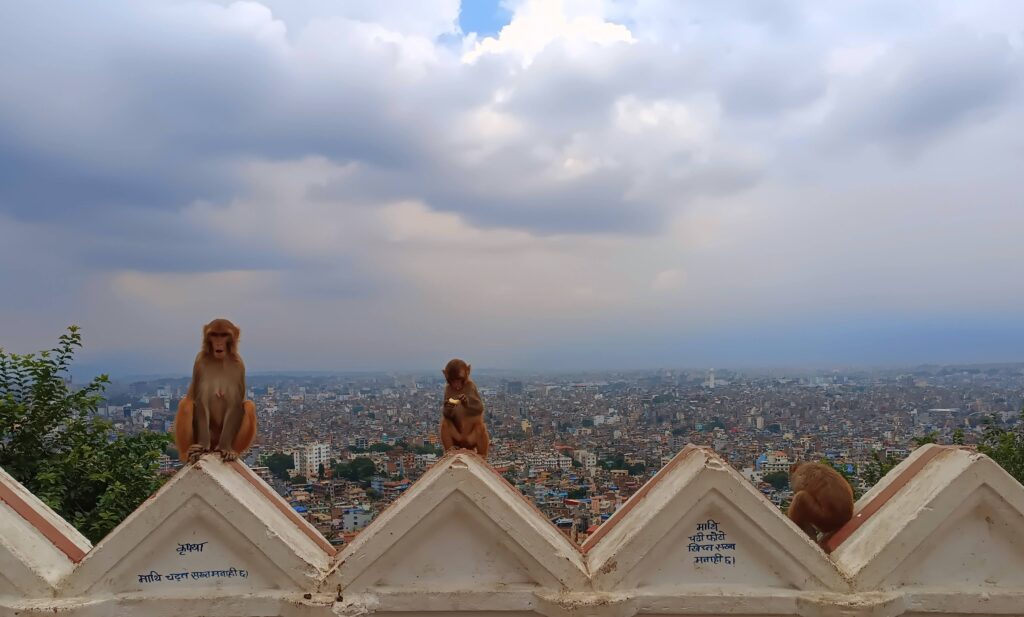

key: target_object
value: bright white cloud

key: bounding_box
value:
[463,0,634,65]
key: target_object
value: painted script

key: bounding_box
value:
[688,519,737,566]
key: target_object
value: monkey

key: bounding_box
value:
[439,358,489,458]
[787,461,854,548]
[174,318,257,463]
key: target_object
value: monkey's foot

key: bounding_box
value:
[219,449,239,462]
[186,444,207,464]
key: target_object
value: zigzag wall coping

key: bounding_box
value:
[60,455,334,596]
[4,445,1024,615]
[831,444,1024,592]
[0,465,92,596]
[325,451,588,602]
[584,444,849,594]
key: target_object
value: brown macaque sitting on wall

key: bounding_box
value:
[439,358,489,458]
[174,318,257,463]
[787,461,854,548]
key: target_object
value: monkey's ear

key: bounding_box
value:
[232,324,241,341]
[442,368,448,379]
[466,364,472,375]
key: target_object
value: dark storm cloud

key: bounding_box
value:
[828,30,1021,151]
[0,0,767,241]
[0,1,462,218]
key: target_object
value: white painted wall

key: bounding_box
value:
[1,447,1024,616]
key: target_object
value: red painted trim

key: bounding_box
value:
[581,444,700,554]
[229,461,337,556]
[823,446,951,553]
[479,450,585,553]
[0,480,87,563]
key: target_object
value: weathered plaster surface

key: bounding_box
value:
[1,447,1024,616]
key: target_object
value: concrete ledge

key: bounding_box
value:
[584,445,848,593]
[324,451,588,602]
[4,446,1024,615]
[59,455,334,596]
[832,445,1024,591]
[0,465,91,596]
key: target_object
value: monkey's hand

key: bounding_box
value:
[219,449,239,462]
[187,444,206,464]
[457,394,468,403]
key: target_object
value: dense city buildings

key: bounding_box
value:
[109,364,1023,546]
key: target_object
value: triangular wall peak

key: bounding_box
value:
[0,465,91,597]
[325,451,588,613]
[583,445,848,600]
[60,456,334,597]
[831,445,1024,596]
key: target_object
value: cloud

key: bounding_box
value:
[1,0,1023,371]
[824,29,1021,153]
[652,269,685,292]
[462,0,634,66]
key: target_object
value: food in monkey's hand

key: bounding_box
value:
[448,398,461,405]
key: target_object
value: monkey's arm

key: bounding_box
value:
[190,360,212,454]
[461,383,484,417]
[186,355,201,399]
[442,387,458,421]
[216,364,247,459]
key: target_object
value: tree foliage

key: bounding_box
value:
[979,411,1024,485]
[861,450,901,487]
[333,457,376,484]
[912,431,938,446]
[0,326,168,543]
[261,452,295,481]
[599,452,644,475]
[762,471,789,491]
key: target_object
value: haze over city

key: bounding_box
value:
[2,0,1023,376]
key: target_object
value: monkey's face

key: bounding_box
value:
[443,360,470,392]
[203,319,239,359]
[209,331,231,358]
[445,368,466,391]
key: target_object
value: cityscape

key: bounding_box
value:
[106,363,1024,547]
[3,2,1024,615]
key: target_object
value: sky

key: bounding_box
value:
[1,0,1023,376]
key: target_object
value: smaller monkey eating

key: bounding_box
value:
[787,461,854,549]
[439,358,489,458]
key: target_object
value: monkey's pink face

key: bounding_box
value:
[207,331,232,358]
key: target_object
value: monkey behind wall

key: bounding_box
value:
[174,318,257,463]
[787,461,854,547]
[439,358,489,458]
